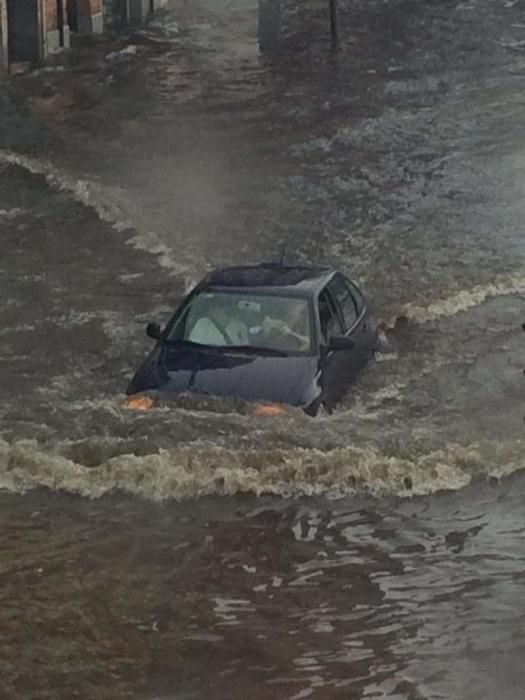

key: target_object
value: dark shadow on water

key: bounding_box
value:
[258,0,282,53]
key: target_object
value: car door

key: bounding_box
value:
[317,285,351,409]
[328,274,374,372]
[344,277,377,360]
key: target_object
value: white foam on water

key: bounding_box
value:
[385,270,525,326]
[105,45,141,61]
[0,323,36,336]
[127,230,193,277]
[0,149,131,226]
[0,208,26,219]
[0,436,523,503]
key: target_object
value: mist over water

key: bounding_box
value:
[1,0,525,697]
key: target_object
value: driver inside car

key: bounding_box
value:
[261,301,310,351]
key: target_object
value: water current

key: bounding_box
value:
[1,0,524,697]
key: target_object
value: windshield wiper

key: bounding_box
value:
[222,345,289,357]
[164,340,289,357]
[164,339,226,352]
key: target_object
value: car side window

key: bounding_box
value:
[347,280,365,315]
[327,275,358,331]
[318,289,343,342]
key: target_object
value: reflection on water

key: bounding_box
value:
[1,0,525,697]
[2,474,525,698]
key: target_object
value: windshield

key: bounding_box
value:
[167,291,312,354]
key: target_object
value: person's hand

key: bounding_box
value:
[262,317,288,333]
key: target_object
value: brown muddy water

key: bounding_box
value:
[1,0,525,697]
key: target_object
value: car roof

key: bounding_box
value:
[198,263,336,296]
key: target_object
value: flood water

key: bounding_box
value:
[1,0,525,697]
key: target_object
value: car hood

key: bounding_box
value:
[133,346,320,407]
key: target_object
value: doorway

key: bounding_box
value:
[67,0,78,32]
[6,0,41,63]
[57,0,65,45]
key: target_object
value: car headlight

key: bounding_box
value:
[252,402,291,417]
[125,394,155,411]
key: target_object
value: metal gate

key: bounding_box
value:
[6,0,41,63]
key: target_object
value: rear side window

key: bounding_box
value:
[327,275,359,331]
[348,280,365,314]
[318,290,343,341]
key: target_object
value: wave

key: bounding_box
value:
[0,149,193,279]
[4,148,522,329]
[385,270,525,326]
[1,436,523,502]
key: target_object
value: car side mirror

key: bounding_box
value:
[146,322,162,340]
[328,335,354,352]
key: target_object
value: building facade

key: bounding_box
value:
[0,0,102,67]
[0,0,167,70]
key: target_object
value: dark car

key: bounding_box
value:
[126,263,378,416]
